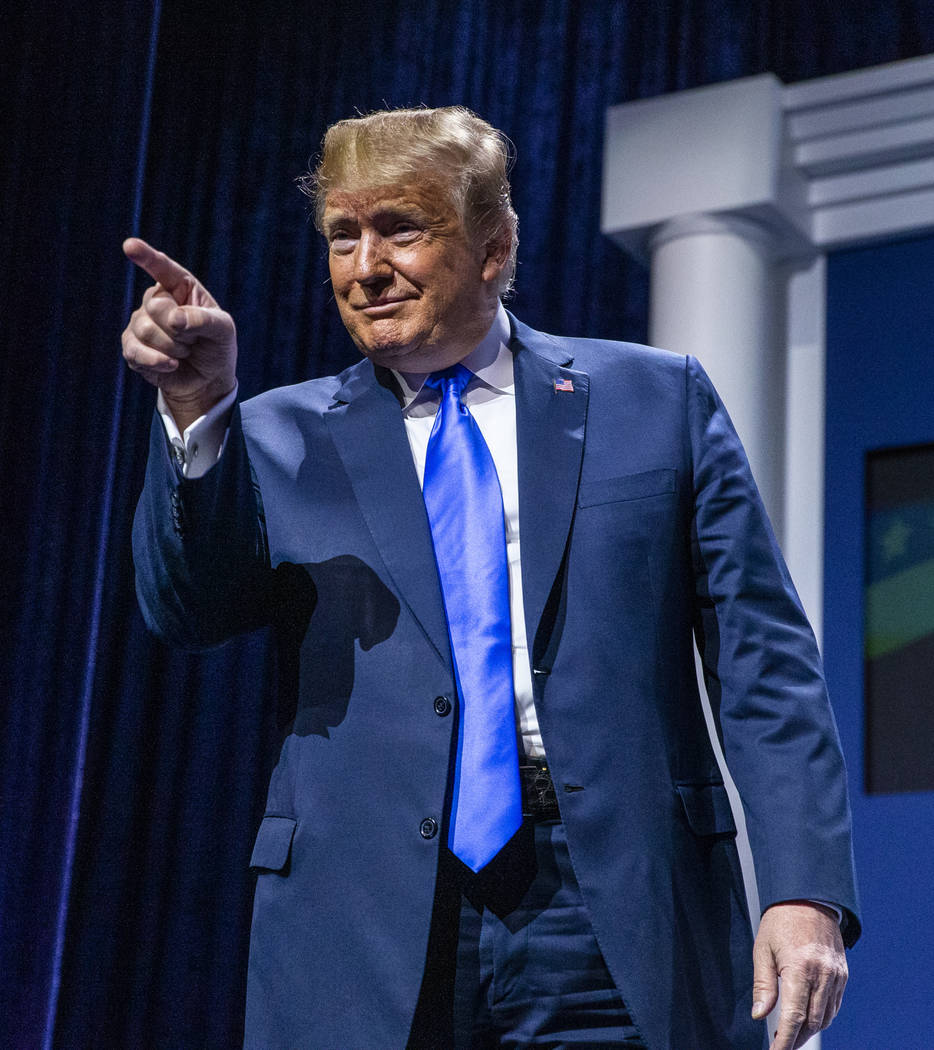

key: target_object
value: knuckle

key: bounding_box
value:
[784,1007,808,1027]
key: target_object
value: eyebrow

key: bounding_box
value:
[323,201,431,235]
[321,216,348,237]
[322,211,354,236]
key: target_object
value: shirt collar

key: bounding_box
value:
[392,303,513,411]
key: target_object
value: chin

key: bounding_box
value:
[356,330,428,365]
[357,339,418,368]
[351,320,406,351]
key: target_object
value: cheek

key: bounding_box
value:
[328,257,351,295]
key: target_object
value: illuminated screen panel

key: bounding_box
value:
[865,442,934,793]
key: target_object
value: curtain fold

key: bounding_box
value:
[2,1,932,1045]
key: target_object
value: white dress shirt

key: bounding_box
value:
[391,305,542,757]
[158,303,545,757]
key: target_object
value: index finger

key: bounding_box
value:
[770,978,810,1050]
[123,237,191,301]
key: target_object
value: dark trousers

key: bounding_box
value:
[408,820,647,1049]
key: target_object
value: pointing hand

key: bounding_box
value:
[121,238,237,430]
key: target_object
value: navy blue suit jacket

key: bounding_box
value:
[134,314,860,1049]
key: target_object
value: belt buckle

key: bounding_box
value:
[520,761,559,821]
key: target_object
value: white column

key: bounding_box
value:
[650,210,778,1031]
[648,213,784,528]
[782,255,827,638]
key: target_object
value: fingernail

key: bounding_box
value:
[752,1001,766,1018]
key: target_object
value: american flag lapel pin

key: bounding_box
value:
[554,377,574,393]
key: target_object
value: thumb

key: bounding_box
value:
[751,937,778,1020]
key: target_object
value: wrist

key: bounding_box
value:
[162,377,236,432]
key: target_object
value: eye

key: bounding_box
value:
[328,229,357,254]
[391,222,421,242]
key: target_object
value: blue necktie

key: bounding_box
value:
[422,364,522,872]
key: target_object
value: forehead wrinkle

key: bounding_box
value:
[324,181,460,227]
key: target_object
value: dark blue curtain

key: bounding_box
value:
[2,1,932,1045]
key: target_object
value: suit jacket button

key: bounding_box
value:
[433,696,451,716]
[419,817,438,839]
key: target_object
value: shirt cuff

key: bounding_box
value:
[156,384,238,479]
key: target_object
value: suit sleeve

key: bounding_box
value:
[132,403,275,650]
[686,355,861,946]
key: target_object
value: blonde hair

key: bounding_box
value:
[300,106,519,295]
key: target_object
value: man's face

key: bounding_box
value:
[323,180,503,372]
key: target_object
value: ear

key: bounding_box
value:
[480,228,511,285]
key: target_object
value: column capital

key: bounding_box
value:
[648,212,777,256]
[603,53,934,263]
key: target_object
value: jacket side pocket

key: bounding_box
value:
[675,782,737,837]
[249,815,297,873]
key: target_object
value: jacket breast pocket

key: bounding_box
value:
[578,468,676,509]
[675,782,737,837]
[249,815,297,874]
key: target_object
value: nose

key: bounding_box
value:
[354,230,392,289]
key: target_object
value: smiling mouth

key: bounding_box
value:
[360,297,412,314]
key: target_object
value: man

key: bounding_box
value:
[123,106,859,1049]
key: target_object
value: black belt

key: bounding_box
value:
[519,758,560,822]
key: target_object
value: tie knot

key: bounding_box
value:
[424,362,472,399]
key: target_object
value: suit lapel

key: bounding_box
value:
[510,315,589,666]
[325,364,451,669]
[323,317,588,673]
